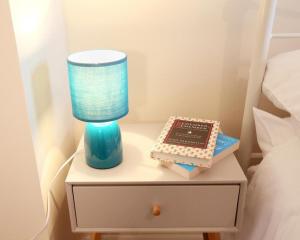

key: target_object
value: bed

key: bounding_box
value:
[237,0,300,239]
[238,138,300,240]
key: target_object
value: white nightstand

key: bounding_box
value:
[66,123,247,240]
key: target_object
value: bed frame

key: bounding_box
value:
[239,0,300,171]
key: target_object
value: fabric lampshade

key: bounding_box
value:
[67,50,128,122]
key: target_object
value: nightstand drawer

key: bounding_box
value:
[73,185,239,229]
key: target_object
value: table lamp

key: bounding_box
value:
[67,50,128,169]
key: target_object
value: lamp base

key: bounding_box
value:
[84,121,122,169]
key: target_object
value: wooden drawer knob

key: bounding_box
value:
[152,204,160,216]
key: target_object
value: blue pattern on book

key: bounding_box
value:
[176,133,239,172]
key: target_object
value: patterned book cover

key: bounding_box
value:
[162,133,240,179]
[151,116,220,166]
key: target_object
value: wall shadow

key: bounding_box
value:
[31,63,53,123]
[121,50,148,123]
[219,0,256,137]
[49,196,80,240]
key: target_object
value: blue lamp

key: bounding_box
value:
[67,50,128,169]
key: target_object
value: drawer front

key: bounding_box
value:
[73,185,239,229]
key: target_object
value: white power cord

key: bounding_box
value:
[30,150,81,240]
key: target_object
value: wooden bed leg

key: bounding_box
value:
[91,233,102,240]
[203,232,221,240]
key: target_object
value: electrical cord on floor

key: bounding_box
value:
[30,149,82,240]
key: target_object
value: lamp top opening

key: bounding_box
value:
[68,50,127,67]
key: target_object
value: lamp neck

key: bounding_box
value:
[89,121,116,127]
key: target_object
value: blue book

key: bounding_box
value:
[162,133,239,179]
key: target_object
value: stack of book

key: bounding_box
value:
[150,116,239,179]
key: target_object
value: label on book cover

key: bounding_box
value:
[163,119,213,148]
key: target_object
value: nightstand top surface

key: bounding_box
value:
[66,123,246,185]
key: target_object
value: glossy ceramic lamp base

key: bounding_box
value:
[84,121,122,169]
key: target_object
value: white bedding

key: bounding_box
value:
[237,137,300,240]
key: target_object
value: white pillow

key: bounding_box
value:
[253,107,299,156]
[263,49,300,121]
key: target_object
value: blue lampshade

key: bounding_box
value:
[67,50,128,122]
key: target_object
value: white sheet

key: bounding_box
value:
[237,137,300,240]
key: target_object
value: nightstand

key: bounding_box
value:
[66,123,247,240]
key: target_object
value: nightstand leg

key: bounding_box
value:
[91,233,101,240]
[203,232,221,240]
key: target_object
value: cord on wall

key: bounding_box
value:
[30,150,81,240]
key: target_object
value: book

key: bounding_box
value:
[161,133,240,179]
[151,116,220,167]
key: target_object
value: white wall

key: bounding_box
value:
[63,0,300,139]
[271,0,300,56]
[0,1,46,239]
[8,0,78,239]
[63,0,259,137]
